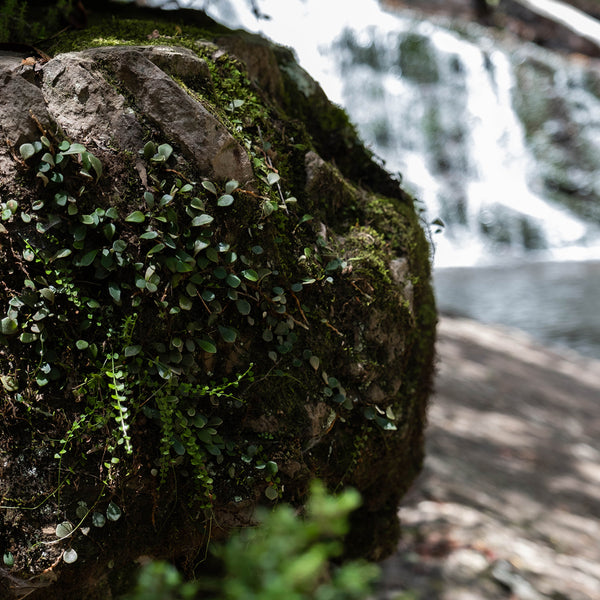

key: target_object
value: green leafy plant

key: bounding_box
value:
[50,497,122,564]
[4,130,317,512]
[0,0,52,44]
[125,482,380,600]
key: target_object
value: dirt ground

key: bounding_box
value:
[377,316,600,600]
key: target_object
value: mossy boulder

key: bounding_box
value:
[0,12,436,599]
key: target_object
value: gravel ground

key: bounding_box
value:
[376,316,600,600]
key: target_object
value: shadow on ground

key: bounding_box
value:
[377,316,600,600]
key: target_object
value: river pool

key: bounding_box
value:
[434,260,600,359]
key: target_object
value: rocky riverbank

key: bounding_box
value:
[377,316,600,599]
[382,0,600,56]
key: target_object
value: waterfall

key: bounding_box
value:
[201,0,600,267]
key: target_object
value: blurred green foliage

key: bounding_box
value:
[123,481,381,600]
[0,0,68,43]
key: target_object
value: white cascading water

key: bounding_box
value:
[198,0,600,268]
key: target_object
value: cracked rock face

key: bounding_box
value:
[0,34,435,599]
[1,45,253,184]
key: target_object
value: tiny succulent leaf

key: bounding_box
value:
[267,172,280,186]
[125,211,146,223]
[217,194,234,207]
[201,181,217,195]
[198,339,217,353]
[19,143,36,159]
[63,549,78,564]
[55,521,74,539]
[106,502,122,522]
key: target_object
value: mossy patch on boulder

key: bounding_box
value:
[0,11,436,598]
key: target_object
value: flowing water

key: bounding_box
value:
[200,0,600,356]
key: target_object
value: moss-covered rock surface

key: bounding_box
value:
[0,10,436,599]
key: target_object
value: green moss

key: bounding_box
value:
[0,10,436,586]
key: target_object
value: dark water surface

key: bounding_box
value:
[434,260,600,359]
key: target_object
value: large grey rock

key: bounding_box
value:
[41,52,145,152]
[0,53,52,178]
[79,47,253,184]
[1,45,252,184]
[0,35,435,600]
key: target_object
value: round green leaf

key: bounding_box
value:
[242,269,258,281]
[147,243,165,256]
[40,288,54,304]
[218,326,237,343]
[201,180,217,195]
[124,345,141,357]
[108,282,121,304]
[326,259,342,271]
[125,211,145,223]
[61,143,86,155]
[142,141,155,160]
[106,501,122,522]
[375,416,397,431]
[198,339,217,354]
[22,248,34,262]
[75,340,89,350]
[190,197,205,210]
[75,502,88,520]
[193,414,208,428]
[217,194,234,207]
[103,223,116,240]
[113,239,127,253]
[194,239,209,254]
[56,521,74,539]
[63,549,78,564]
[19,143,36,160]
[157,143,173,160]
[92,512,106,527]
[1,317,18,336]
[179,295,193,310]
[206,247,219,263]
[236,299,251,315]
[265,486,278,500]
[225,180,239,194]
[81,214,96,225]
[267,172,280,186]
[87,153,103,181]
[191,214,214,227]
[80,249,98,267]
[226,274,241,288]
[53,248,72,260]
[213,266,227,279]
